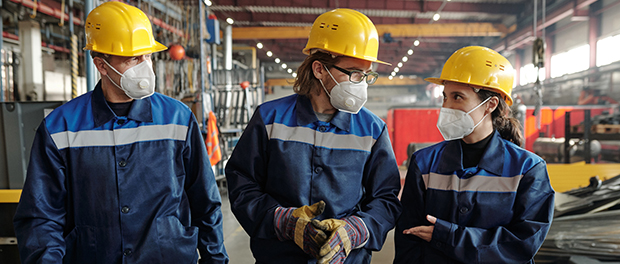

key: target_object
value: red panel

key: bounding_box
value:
[388,105,615,165]
[523,106,614,151]
[387,108,443,166]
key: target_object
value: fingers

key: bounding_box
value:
[427,215,437,224]
[318,244,340,264]
[308,200,326,217]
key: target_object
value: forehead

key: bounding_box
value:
[337,56,372,71]
[443,81,477,95]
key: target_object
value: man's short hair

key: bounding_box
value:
[90,51,110,59]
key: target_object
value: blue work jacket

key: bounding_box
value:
[225,94,402,263]
[13,82,228,264]
[394,131,554,264]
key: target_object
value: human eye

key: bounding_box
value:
[350,71,364,83]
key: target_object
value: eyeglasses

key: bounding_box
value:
[332,65,379,85]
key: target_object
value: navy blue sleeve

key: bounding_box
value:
[358,126,402,251]
[393,154,427,263]
[431,161,555,263]
[225,108,280,239]
[13,120,67,263]
[183,114,229,264]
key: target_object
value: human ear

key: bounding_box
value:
[487,96,500,114]
[93,57,108,76]
[312,60,324,80]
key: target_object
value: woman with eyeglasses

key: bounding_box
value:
[393,46,554,264]
[225,8,402,264]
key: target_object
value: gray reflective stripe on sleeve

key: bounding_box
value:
[422,172,523,193]
[50,124,188,149]
[265,123,376,152]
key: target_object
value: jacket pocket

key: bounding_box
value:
[63,226,97,264]
[157,216,199,263]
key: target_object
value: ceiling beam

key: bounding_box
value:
[232,23,515,40]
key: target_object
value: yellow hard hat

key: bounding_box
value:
[303,9,390,65]
[426,46,515,106]
[84,2,167,56]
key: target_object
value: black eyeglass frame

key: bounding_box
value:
[331,65,379,85]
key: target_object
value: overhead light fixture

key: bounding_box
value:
[397,62,403,68]
[433,13,440,21]
[402,56,408,62]
[266,51,273,57]
[407,49,414,55]
[226,18,234,24]
[275,58,280,63]
[287,68,292,73]
[391,72,396,76]
[257,43,263,49]
[292,72,298,78]
[281,63,288,69]
[414,40,420,46]
[394,67,400,73]
[399,75,404,79]
[388,76,393,80]
[203,0,212,6]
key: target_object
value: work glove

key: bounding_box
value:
[311,216,368,264]
[274,201,328,258]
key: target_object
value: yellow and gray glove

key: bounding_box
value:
[274,201,328,258]
[311,216,368,264]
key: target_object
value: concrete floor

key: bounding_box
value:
[221,193,396,264]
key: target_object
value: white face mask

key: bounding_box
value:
[103,59,156,100]
[319,65,368,114]
[436,97,491,141]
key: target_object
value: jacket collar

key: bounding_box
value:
[92,80,153,127]
[296,95,351,132]
[437,130,505,175]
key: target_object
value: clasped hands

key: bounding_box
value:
[274,201,365,264]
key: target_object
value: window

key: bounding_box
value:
[597,34,620,67]
[519,64,545,85]
[550,44,589,78]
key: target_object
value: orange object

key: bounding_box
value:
[206,111,222,165]
[240,81,250,89]
[169,44,185,60]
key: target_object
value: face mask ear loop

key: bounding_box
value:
[323,65,340,85]
[102,59,124,77]
[466,96,492,115]
[319,79,332,99]
[469,97,493,130]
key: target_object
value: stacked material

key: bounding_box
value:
[535,175,620,263]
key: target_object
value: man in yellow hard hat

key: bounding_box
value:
[13,2,228,263]
[226,8,402,264]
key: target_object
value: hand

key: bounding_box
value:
[311,216,368,264]
[402,215,436,242]
[274,201,328,258]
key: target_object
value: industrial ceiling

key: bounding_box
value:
[208,0,532,79]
